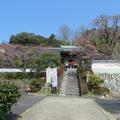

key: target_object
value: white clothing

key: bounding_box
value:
[46,67,52,84]
[51,68,57,87]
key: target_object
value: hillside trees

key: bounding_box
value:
[9,32,64,47]
[74,15,120,57]
[73,38,97,57]
[91,15,120,55]
[30,53,60,73]
[58,25,73,45]
[0,44,60,72]
[0,44,42,71]
[112,43,120,60]
[47,34,64,47]
[9,32,47,45]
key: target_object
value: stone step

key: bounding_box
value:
[58,93,65,96]
[66,93,80,96]
[60,84,67,86]
[59,90,65,92]
[61,83,78,85]
[67,83,78,85]
[66,85,79,88]
[67,82,78,83]
[59,92,66,95]
[59,88,79,92]
[66,91,79,94]
[59,91,80,96]
[60,83,67,85]
[59,93,66,95]
[58,70,80,97]
[67,82,78,84]
[67,80,78,82]
[59,91,79,94]
[59,92,66,94]
[66,89,79,92]
[60,88,79,90]
[67,86,78,87]
[60,85,78,88]
[59,89,79,92]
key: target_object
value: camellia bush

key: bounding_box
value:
[0,82,21,120]
[88,74,110,95]
[88,74,103,89]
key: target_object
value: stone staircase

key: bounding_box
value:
[59,69,80,96]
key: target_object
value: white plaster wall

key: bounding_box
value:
[92,60,120,95]
[92,60,120,73]
[0,68,33,72]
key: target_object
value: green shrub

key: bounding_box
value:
[0,72,35,80]
[14,72,28,79]
[0,82,21,120]
[93,86,110,95]
[4,73,15,80]
[29,78,45,92]
[88,74,103,88]
[0,73,27,80]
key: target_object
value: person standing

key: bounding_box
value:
[45,65,52,88]
[51,64,58,93]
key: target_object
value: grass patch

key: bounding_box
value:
[85,91,95,96]
[37,88,57,96]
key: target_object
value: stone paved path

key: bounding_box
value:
[7,94,45,120]
[20,96,115,120]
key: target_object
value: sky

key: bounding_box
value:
[0,0,120,43]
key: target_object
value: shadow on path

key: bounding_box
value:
[6,112,22,120]
[6,94,45,120]
[96,99,120,114]
[95,99,120,119]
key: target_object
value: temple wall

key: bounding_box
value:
[0,68,33,72]
[92,60,120,96]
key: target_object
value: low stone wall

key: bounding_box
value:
[97,73,120,96]
[92,60,120,96]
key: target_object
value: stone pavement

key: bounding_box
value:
[19,96,116,120]
[6,94,45,120]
